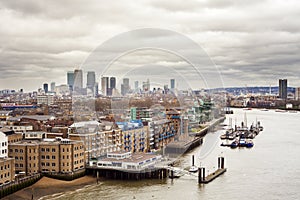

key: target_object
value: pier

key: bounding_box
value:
[198,157,226,184]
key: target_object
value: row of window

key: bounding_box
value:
[41,155,56,160]
[0,164,10,170]
[41,148,56,152]
[1,142,7,147]
[0,172,10,179]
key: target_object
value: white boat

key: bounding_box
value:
[189,165,198,173]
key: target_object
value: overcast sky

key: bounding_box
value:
[0,0,300,91]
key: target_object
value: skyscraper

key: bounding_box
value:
[74,69,83,91]
[134,81,139,92]
[51,82,55,92]
[121,78,130,96]
[110,77,116,89]
[170,79,175,90]
[43,83,48,93]
[67,71,74,90]
[101,76,109,96]
[87,71,96,89]
[295,87,300,100]
[279,79,287,99]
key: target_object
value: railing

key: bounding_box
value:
[0,173,42,198]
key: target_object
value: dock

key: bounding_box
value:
[198,156,226,184]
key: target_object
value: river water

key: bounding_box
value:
[45,108,300,200]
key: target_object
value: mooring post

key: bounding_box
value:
[192,155,195,166]
[96,170,99,184]
[198,168,202,183]
[221,157,225,169]
[218,157,221,169]
[202,167,206,181]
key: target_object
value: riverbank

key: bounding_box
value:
[3,176,96,200]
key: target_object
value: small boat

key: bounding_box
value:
[275,109,287,113]
[261,108,269,111]
[245,140,254,148]
[239,138,246,147]
[230,140,239,148]
[189,165,198,173]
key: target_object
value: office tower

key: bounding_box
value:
[50,82,55,92]
[106,77,116,96]
[73,69,83,91]
[110,77,116,89]
[43,83,48,93]
[87,71,96,89]
[279,79,287,99]
[134,81,139,92]
[295,87,300,100]
[170,79,175,90]
[67,71,74,90]
[121,78,130,96]
[94,82,99,97]
[142,79,150,92]
[101,76,109,96]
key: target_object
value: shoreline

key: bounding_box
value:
[3,175,97,200]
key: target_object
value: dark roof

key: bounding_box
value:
[0,127,15,136]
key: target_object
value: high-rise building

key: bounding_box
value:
[134,81,139,92]
[73,69,83,91]
[279,79,287,99]
[295,87,300,100]
[170,79,175,90]
[101,76,109,96]
[67,71,74,90]
[110,77,116,89]
[142,79,150,92]
[121,78,130,96]
[43,83,48,93]
[50,82,55,92]
[87,71,96,89]
[107,77,116,96]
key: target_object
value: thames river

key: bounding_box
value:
[44,108,300,200]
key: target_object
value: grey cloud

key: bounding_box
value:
[0,0,300,91]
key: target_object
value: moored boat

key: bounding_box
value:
[189,165,198,173]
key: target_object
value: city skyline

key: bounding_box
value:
[1,1,300,91]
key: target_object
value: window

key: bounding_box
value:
[41,148,45,152]
[41,155,45,159]
[52,155,56,159]
[52,148,55,152]
[46,155,50,159]
[52,163,56,167]
[15,149,18,153]
[46,148,50,152]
